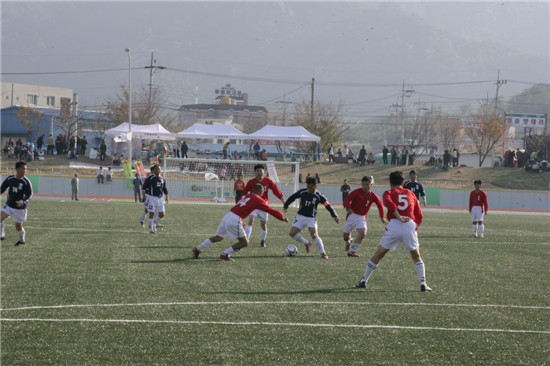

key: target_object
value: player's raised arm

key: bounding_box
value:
[372,193,386,224]
[382,190,397,213]
[283,191,300,211]
[413,193,423,226]
[259,201,288,222]
[318,193,339,223]
[267,178,284,202]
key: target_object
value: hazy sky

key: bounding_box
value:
[2,1,549,117]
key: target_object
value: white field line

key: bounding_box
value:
[0,317,548,335]
[23,226,141,234]
[28,196,550,216]
[1,301,549,312]
[18,224,550,243]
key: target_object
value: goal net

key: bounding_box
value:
[163,157,300,204]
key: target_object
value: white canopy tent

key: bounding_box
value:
[104,122,176,141]
[247,124,320,142]
[177,123,249,140]
[103,122,176,159]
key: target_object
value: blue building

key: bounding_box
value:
[1,105,115,150]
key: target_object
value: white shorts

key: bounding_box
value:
[2,205,27,223]
[143,195,150,210]
[216,212,246,239]
[343,212,367,234]
[147,196,165,214]
[471,206,484,222]
[291,214,318,231]
[379,219,419,252]
[249,209,268,222]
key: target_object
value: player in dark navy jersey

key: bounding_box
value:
[1,161,33,245]
[139,172,154,228]
[283,177,339,260]
[403,170,427,206]
[142,165,169,233]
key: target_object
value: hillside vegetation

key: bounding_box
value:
[2,154,548,192]
[299,162,549,191]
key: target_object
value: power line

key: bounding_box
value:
[165,67,308,85]
[1,68,131,75]
[2,66,507,89]
[256,83,310,105]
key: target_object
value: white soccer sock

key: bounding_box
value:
[140,212,147,222]
[223,247,236,255]
[197,239,213,250]
[415,261,426,285]
[19,228,25,243]
[472,224,478,235]
[314,237,326,254]
[479,224,485,234]
[293,233,309,245]
[361,260,378,283]
[155,217,163,225]
[350,242,361,252]
[244,226,252,239]
[148,218,155,230]
[1,221,5,237]
[154,212,159,221]
[260,229,267,241]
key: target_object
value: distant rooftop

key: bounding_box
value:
[180,104,268,113]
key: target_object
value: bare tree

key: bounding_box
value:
[438,116,463,151]
[291,99,350,154]
[464,103,510,167]
[16,106,42,142]
[403,108,440,156]
[103,84,177,130]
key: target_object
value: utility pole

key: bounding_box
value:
[389,97,402,145]
[494,69,507,113]
[310,78,315,125]
[276,95,292,124]
[144,51,166,122]
[72,93,78,151]
[399,80,415,145]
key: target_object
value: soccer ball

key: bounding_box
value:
[285,244,298,257]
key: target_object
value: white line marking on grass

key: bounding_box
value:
[1,318,548,335]
[2,301,549,312]
[24,226,141,234]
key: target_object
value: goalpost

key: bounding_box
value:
[163,157,300,204]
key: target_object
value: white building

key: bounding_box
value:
[1,82,73,109]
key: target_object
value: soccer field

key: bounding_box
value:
[1,200,549,365]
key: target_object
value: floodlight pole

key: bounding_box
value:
[125,48,133,165]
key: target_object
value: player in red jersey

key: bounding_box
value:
[469,180,488,238]
[343,176,386,257]
[242,164,285,247]
[233,174,245,204]
[356,171,432,292]
[192,184,288,261]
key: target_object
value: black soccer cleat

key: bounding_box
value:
[420,284,432,292]
[219,253,234,261]
[355,281,366,289]
[259,240,266,248]
[14,240,25,246]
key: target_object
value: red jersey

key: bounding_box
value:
[344,188,384,219]
[383,187,423,225]
[233,179,245,192]
[469,190,488,213]
[230,193,285,221]
[242,177,284,203]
